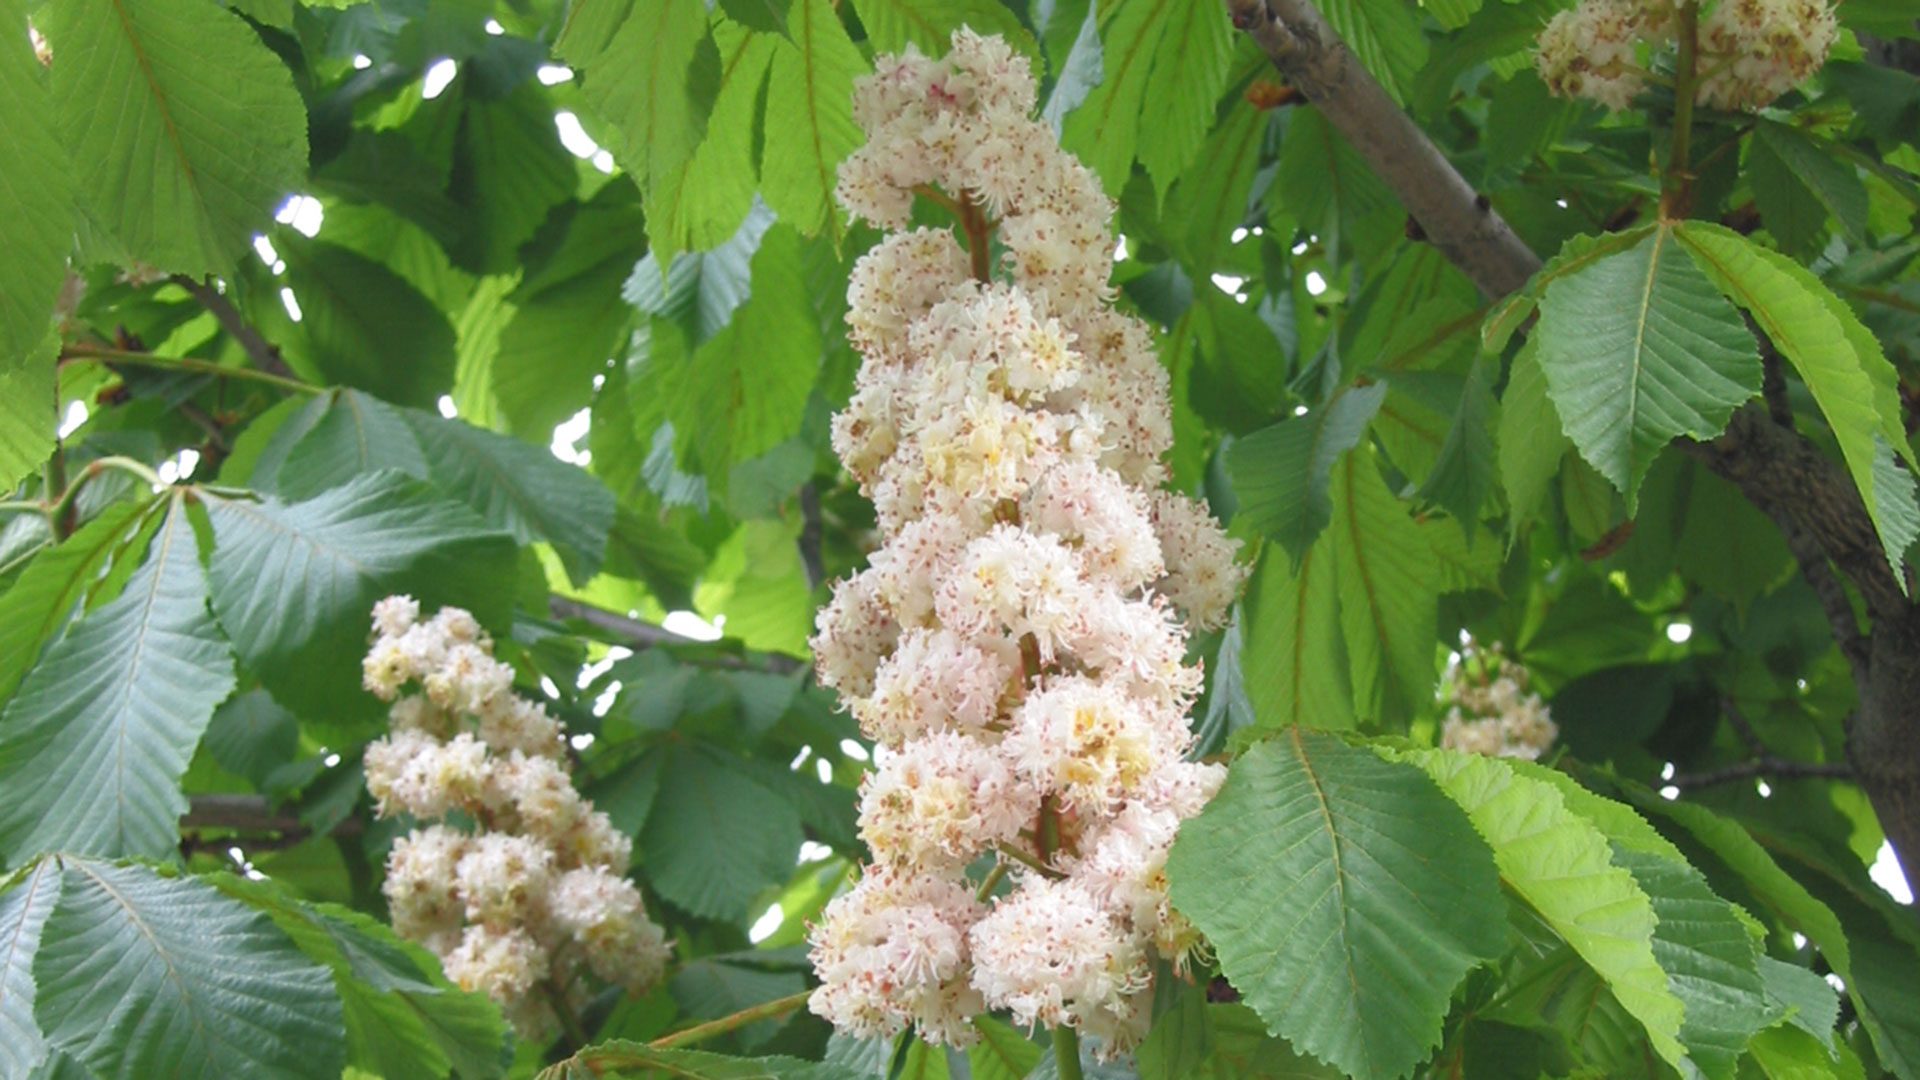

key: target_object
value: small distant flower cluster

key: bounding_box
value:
[808,30,1246,1060]
[1535,0,1836,112]
[362,598,670,1039]
[1438,641,1559,761]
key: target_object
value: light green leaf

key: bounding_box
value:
[0,0,72,491]
[44,0,305,275]
[1318,0,1429,104]
[1168,729,1506,1080]
[639,745,803,921]
[1535,226,1762,508]
[1240,536,1352,730]
[1674,222,1919,580]
[202,471,516,723]
[719,0,793,34]
[761,0,864,238]
[1060,0,1181,196]
[1748,1025,1866,1080]
[0,860,58,1077]
[0,501,150,704]
[1497,336,1567,533]
[968,1016,1044,1080]
[648,19,775,260]
[0,499,234,862]
[34,858,343,1080]
[626,202,775,348]
[1483,226,1655,354]
[1391,748,1688,1070]
[849,0,1037,58]
[1170,100,1268,273]
[555,0,708,190]
[1229,382,1387,561]
[273,235,458,408]
[1134,0,1232,200]
[1330,451,1440,723]
[401,407,616,587]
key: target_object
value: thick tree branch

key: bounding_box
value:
[1225,0,1541,296]
[180,794,364,846]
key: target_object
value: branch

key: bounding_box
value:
[171,274,298,378]
[180,794,364,847]
[546,595,804,674]
[1225,0,1542,296]
[1670,757,1853,791]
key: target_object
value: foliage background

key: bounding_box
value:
[1,0,1918,1078]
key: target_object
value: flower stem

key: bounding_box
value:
[648,989,813,1050]
[546,981,590,1053]
[975,860,1010,901]
[1052,1024,1084,1080]
[1662,0,1701,219]
[61,342,321,395]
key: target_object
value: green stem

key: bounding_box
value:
[61,343,320,395]
[975,860,1010,901]
[648,989,812,1050]
[1662,0,1701,219]
[0,500,45,516]
[1052,1024,1084,1080]
[86,455,167,490]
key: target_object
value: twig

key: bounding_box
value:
[171,274,298,377]
[647,989,812,1050]
[1670,758,1852,790]
[179,794,365,849]
[61,343,318,395]
[548,596,698,648]
[1718,698,1770,757]
[1223,0,1541,296]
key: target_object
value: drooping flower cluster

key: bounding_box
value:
[361,598,670,1039]
[1535,0,1835,113]
[1438,640,1559,761]
[808,30,1246,1059]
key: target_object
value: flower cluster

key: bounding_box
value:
[808,30,1245,1059]
[1535,0,1835,113]
[361,598,670,1039]
[1438,640,1559,761]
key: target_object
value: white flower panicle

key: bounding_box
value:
[361,599,669,1040]
[1438,640,1559,761]
[1535,0,1835,112]
[808,30,1244,1059]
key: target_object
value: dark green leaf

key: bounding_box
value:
[639,745,803,921]
[0,860,58,1076]
[274,235,459,408]
[1228,382,1386,560]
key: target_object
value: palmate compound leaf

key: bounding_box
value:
[202,470,517,725]
[1534,225,1762,510]
[32,857,343,1080]
[0,498,235,863]
[1166,728,1507,1080]
[43,0,306,276]
[1387,748,1689,1070]
[1674,221,1920,583]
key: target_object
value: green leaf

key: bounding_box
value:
[1415,356,1499,537]
[1137,976,1213,1080]
[44,0,306,275]
[1673,222,1919,581]
[0,499,234,862]
[968,1016,1044,1080]
[0,0,72,489]
[761,0,864,238]
[274,388,430,500]
[0,860,58,1077]
[1168,729,1506,1080]
[0,501,149,704]
[1391,748,1688,1070]
[664,224,823,478]
[719,0,793,34]
[1748,1024,1866,1080]
[213,875,509,1080]
[848,0,1037,58]
[1498,335,1569,532]
[1317,0,1429,104]
[273,235,459,408]
[556,0,709,191]
[1535,226,1762,508]
[1330,451,1440,723]
[1482,226,1655,354]
[202,471,516,723]
[647,19,775,260]
[1751,122,1867,254]
[35,858,343,1080]
[1758,956,1839,1051]
[446,82,580,275]
[639,745,803,920]
[626,202,775,348]
[1169,100,1268,273]
[401,407,616,587]
[1193,1004,1347,1079]
[1133,0,1232,201]
[1239,535,1352,730]
[1229,382,1387,560]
